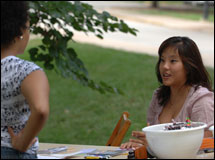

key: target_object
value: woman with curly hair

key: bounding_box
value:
[120,36,214,151]
[1,1,49,159]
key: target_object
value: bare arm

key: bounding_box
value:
[204,130,213,138]
[8,70,50,152]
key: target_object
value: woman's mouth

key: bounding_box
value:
[162,73,171,79]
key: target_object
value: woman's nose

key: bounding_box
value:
[162,62,170,69]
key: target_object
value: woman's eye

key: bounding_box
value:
[171,59,177,63]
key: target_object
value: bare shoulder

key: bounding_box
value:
[21,70,49,97]
[22,70,49,86]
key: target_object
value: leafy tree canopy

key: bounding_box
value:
[28,1,138,94]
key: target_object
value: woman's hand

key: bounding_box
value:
[120,123,150,149]
[8,127,37,152]
[120,131,148,149]
[120,130,148,149]
[131,131,148,146]
[120,140,143,150]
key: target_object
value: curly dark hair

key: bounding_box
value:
[156,36,212,106]
[1,1,29,49]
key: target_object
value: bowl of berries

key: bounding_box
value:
[142,118,207,159]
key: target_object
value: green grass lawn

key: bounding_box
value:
[19,39,214,145]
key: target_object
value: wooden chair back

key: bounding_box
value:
[106,111,131,146]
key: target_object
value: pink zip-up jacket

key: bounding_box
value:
[147,85,214,130]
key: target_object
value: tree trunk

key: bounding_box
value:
[152,1,159,8]
[203,1,209,20]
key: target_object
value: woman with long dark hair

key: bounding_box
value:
[121,36,214,149]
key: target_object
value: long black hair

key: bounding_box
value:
[156,36,212,106]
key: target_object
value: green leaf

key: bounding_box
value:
[29,48,39,61]
[102,22,108,32]
[67,48,77,59]
[102,11,111,18]
[96,34,103,39]
[49,10,61,18]
[44,61,54,70]
[42,37,51,45]
[48,46,58,58]
[96,29,103,34]
[39,45,46,51]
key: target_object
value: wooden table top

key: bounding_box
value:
[38,142,214,159]
[38,143,128,159]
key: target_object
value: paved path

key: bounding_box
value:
[73,1,214,68]
[31,1,214,68]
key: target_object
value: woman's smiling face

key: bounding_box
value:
[159,47,187,88]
